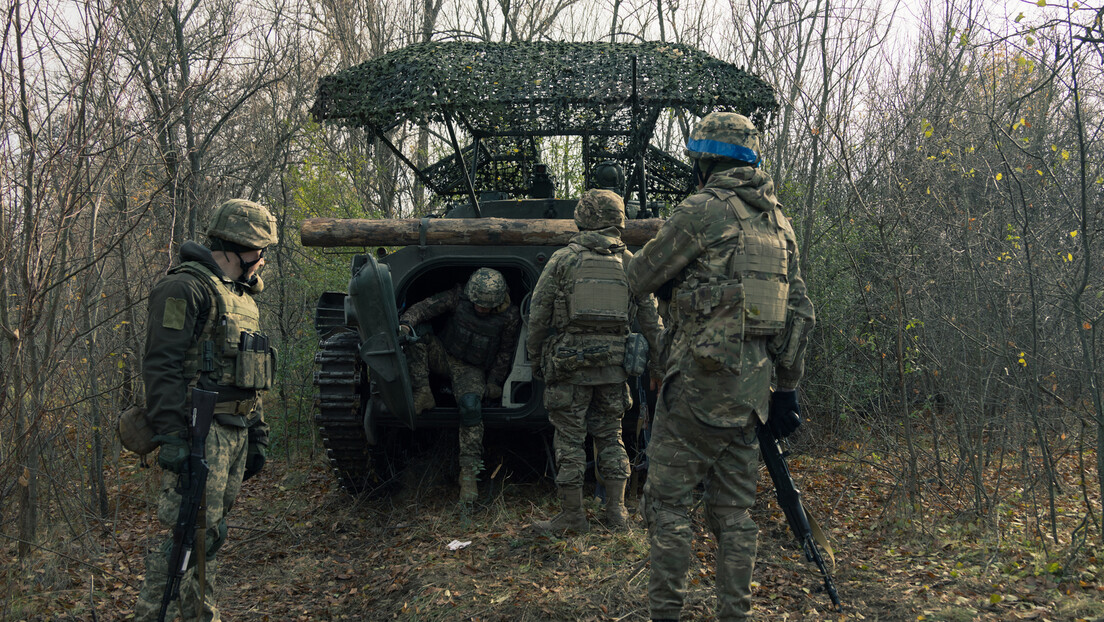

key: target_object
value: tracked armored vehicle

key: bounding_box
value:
[303,41,778,493]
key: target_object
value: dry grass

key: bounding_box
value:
[2,424,1103,621]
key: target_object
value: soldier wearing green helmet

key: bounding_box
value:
[398,267,522,508]
[134,199,278,621]
[527,189,665,534]
[627,112,817,621]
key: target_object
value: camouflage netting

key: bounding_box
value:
[311,41,779,205]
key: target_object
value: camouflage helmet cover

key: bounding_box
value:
[574,189,626,231]
[685,112,761,165]
[465,268,509,308]
[207,199,279,249]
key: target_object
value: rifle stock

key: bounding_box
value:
[757,422,842,611]
[158,388,218,622]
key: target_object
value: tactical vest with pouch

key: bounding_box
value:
[172,262,275,393]
[673,190,790,372]
[549,245,634,376]
[442,297,509,369]
[566,245,631,329]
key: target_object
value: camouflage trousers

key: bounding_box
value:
[643,375,760,621]
[408,335,486,471]
[544,381,631,488]
[134,423,248,622]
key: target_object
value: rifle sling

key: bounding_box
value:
[806,508,835,569]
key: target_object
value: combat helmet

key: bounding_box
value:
[574,189,626,231]
[465,268,509,308]
[685,112,761,166]
[592,161,625,192]
[207,199,279,250]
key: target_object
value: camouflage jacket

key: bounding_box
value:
[527,228,665,385]
[144,241,269,443]
[400,284,522,387]
[627,167,815,426]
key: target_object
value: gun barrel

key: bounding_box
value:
[157,388,218,622]
[805,536,842,609]
[758,422,843,611]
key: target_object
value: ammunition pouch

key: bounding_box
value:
[622,332,649,377]
[224,327,275,390]
[675,280,745,372]
[742,279,789,336]
[549,333,625,376]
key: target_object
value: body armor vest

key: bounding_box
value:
[722,192,790,336]
[564,244,631,334]
[442,297,509,369]
[545,245,635,378]
[173,262,274,392]
[671,190,790,371]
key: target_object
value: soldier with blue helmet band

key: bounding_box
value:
[627,112,816,621]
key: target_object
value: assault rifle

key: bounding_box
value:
[159,388,218,622]
[626,376,652,497]
[757,422,842,611]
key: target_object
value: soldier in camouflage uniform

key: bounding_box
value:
[626,113,816,621]
[135,199,278,622]
[527,190,664,534]
[399,268,522,506]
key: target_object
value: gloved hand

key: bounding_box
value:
[244,443,266,481]
[484,383,503,401]
[399,324,412,337]
[532,366,544,381]
[154,435,189,473]
[768,389,802,438]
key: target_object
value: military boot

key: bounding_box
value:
[458,463,479,505]
[532,486,589,534]
[604,478,630,531]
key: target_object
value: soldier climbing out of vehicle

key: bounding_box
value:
[527,189,665,534]
[398,268,522,507]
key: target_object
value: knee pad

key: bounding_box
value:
[458,393,482,426]
[705,505,755,537]
[642,492,688,531]
[596,444,630,481]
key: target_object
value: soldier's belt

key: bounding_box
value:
[213,398,257,416]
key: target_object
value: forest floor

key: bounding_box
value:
[3,427,1104,622]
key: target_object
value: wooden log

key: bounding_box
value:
[300,217,665,247]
